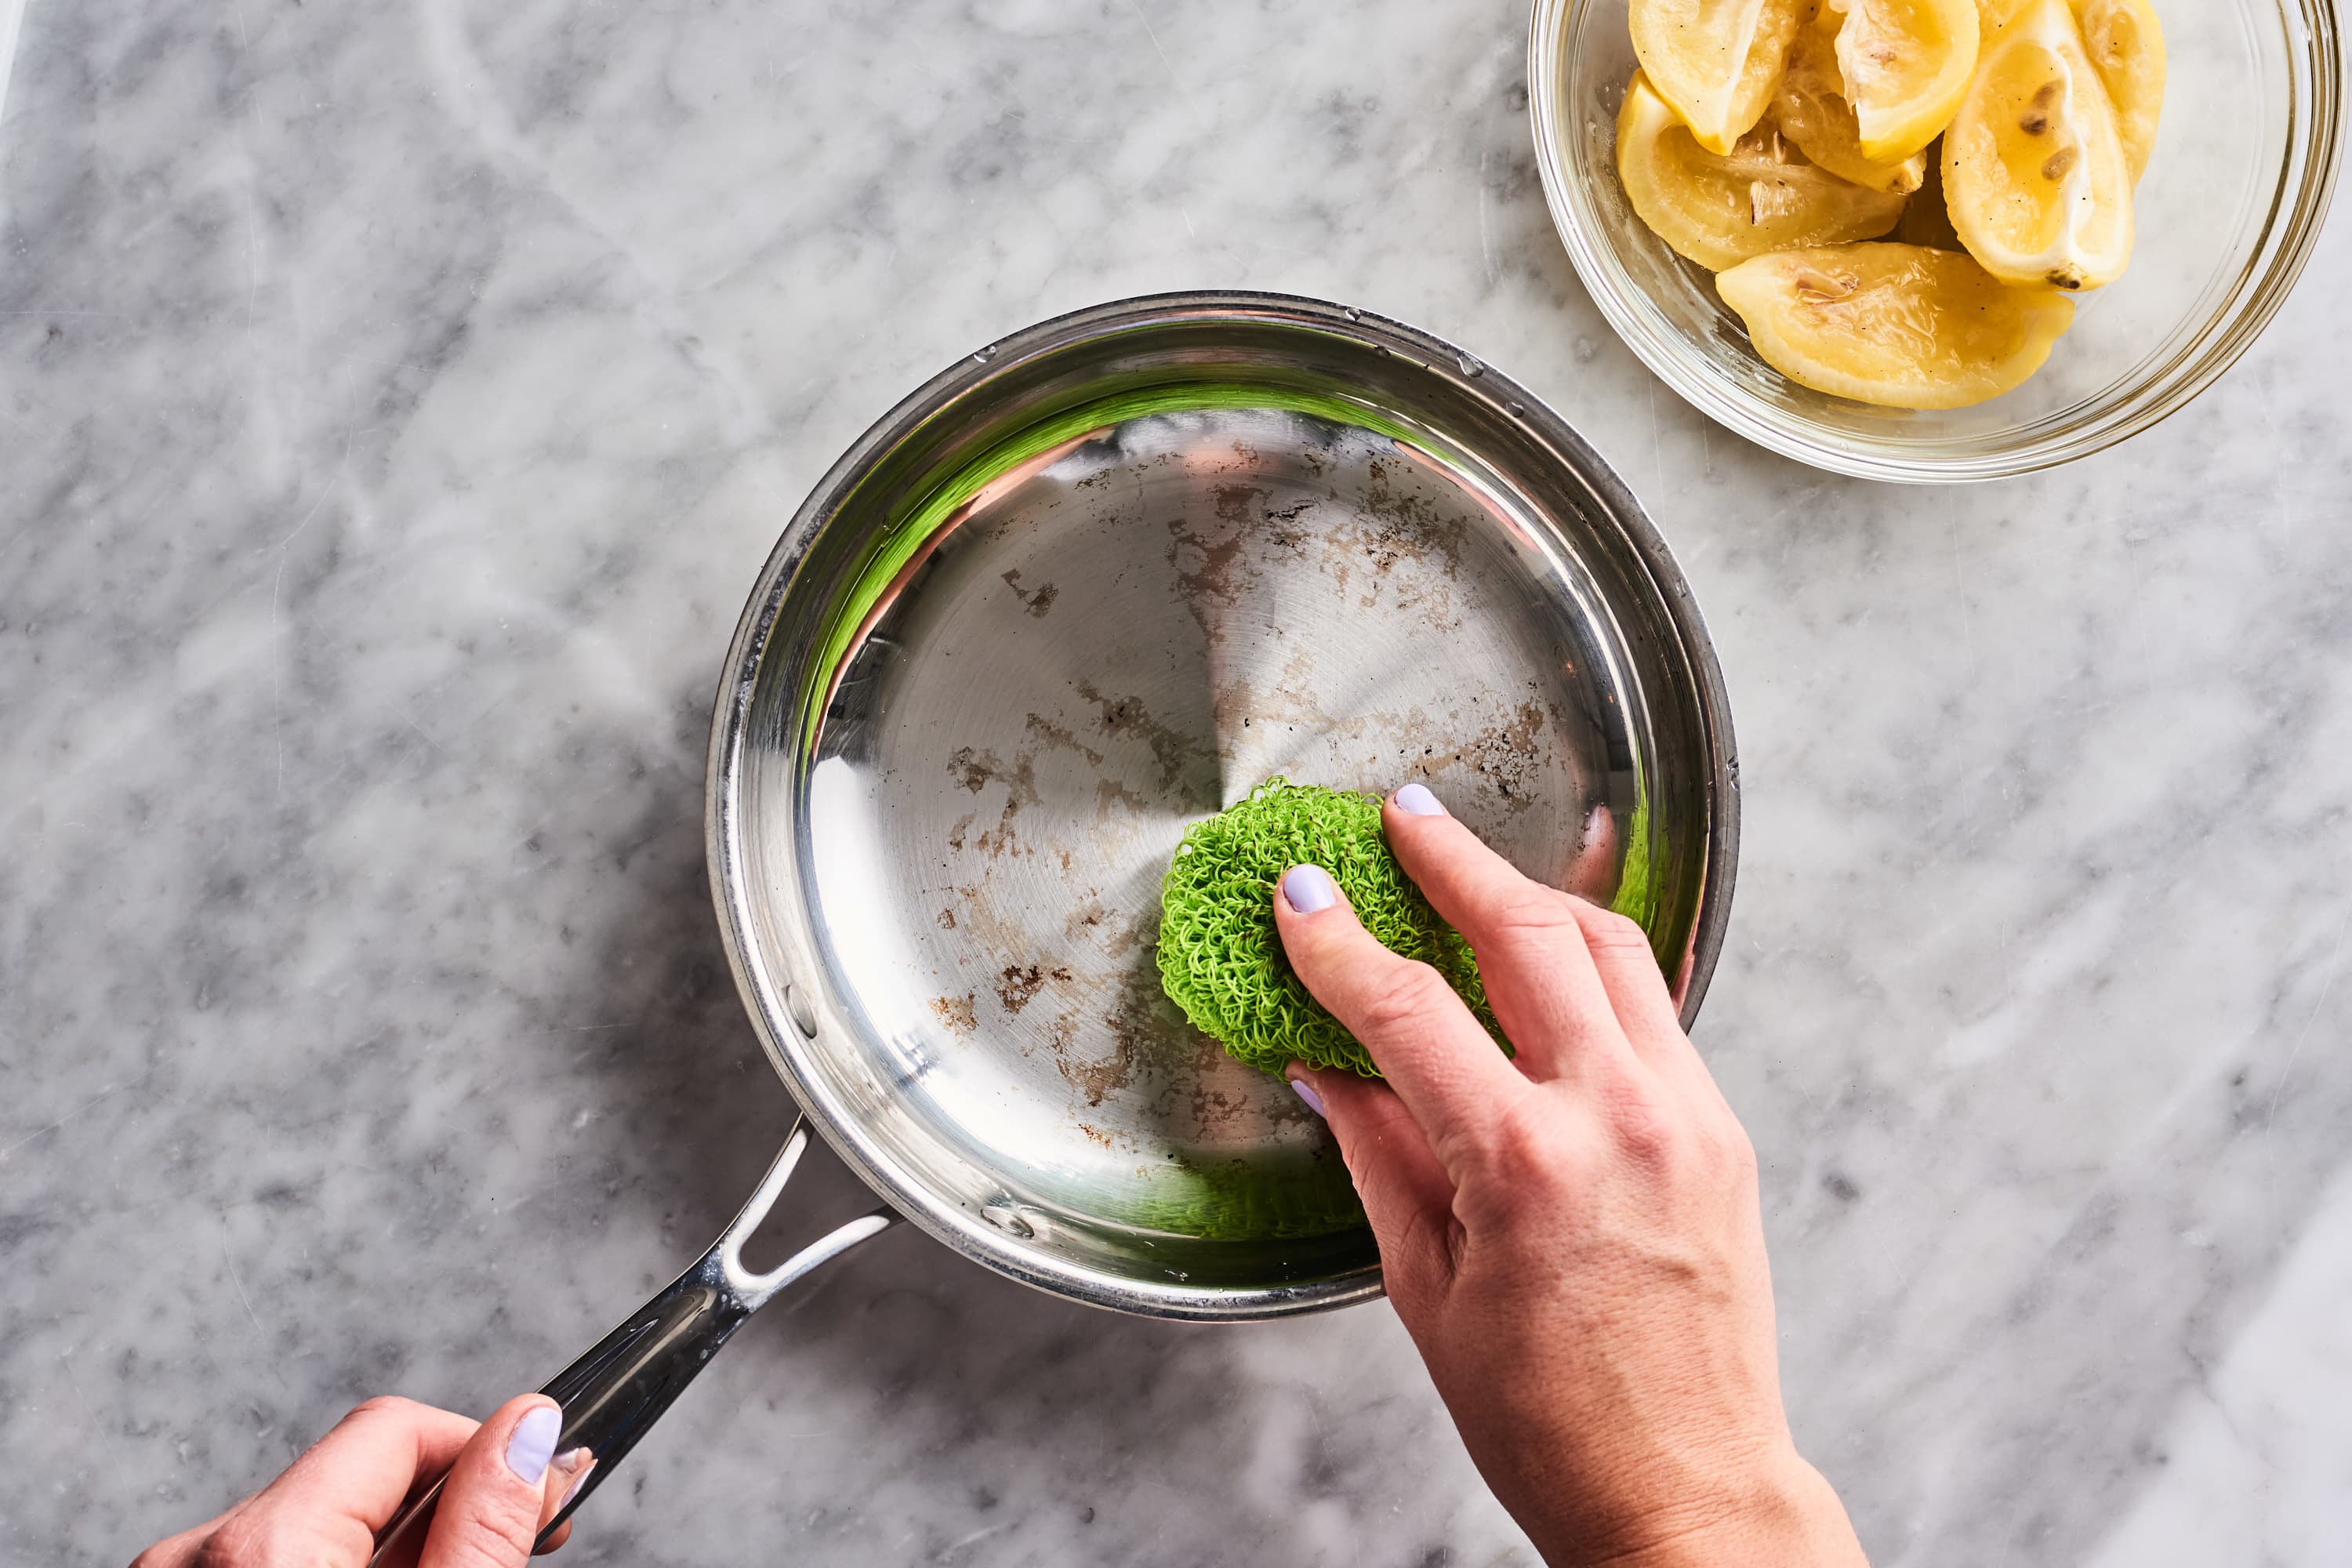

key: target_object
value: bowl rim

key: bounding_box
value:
[1529,0,2350,483]
[704,289,1743,1319]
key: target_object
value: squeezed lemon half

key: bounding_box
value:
[1618,71,1909,271]
[1828,0,1982,162]
[1774,13,1931,193]
[1974,0,2026,37]
[1631,0,1809,154]
[1974,0,2161,175]
[1945,0,2135,290]
[1717,242,2075,408]
[2077,0,2165,179]
[1610,0,2162,407]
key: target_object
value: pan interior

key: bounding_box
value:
[787,396,1657,1294]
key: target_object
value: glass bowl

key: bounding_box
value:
[1530,0,2347,482]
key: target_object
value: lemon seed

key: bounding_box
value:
[2019,78,2063,135]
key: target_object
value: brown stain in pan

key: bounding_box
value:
[996,962,1073,1016]
[929,993,977,1036]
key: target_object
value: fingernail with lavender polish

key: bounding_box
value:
[1282,863,1337,913]
[1288,1075,1327,1119]
[1393,782,1446,817]
[506,1405,561,1486]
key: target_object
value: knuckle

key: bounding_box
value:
[1599,1079,1687,1167]
[1487,887,1582,937]
[1351,960,1458,1039]
[1483,1092,1550,1157]
[1469,1094,1574,1191]
[1613,1116,1679,1170]
[1704,1116,1761,1185]
[1581,906,1656,956]
[347,1394,424,1426]
[1479,890,1583,960]
[191,1516,271,1568]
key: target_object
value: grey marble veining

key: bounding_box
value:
[4,1,2350,1564]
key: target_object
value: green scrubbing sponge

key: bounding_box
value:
[1156,778,1508,1079]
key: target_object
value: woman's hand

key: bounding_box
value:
[1276,785,1867,1568]
[131,1394,590,1568]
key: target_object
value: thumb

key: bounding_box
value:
[1289,1065,1462,1300]
[418,1396,564,1568]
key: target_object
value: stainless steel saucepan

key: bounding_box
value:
[372,291,1737,1560]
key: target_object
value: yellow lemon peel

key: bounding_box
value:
[1619,71,1908,271]
[1717,241,2075,408]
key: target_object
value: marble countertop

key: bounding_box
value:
[7,1,2350,1563]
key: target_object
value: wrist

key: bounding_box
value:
[1547,1446,1867,1568]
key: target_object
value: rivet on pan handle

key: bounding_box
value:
[366,1120,898,1565]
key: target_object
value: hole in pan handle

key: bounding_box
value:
[366,1119,900,1565]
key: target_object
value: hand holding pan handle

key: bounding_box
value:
[368,1120,898,1565]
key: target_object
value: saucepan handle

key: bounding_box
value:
[368,1120,898,1565]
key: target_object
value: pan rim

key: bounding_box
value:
[705,289,1740,1320]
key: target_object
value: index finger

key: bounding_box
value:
[1272,862,1530,1178]
[188,1398,479,1567]
[1381,787,1657,1080]
[291,1398,480,1537]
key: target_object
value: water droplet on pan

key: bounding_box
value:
[982,1202,1036,1239]
[972,344,998,364]
[783,983,818,1039]
[1457,352,1483,377]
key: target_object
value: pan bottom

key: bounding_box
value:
[800,400,1637,1269]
